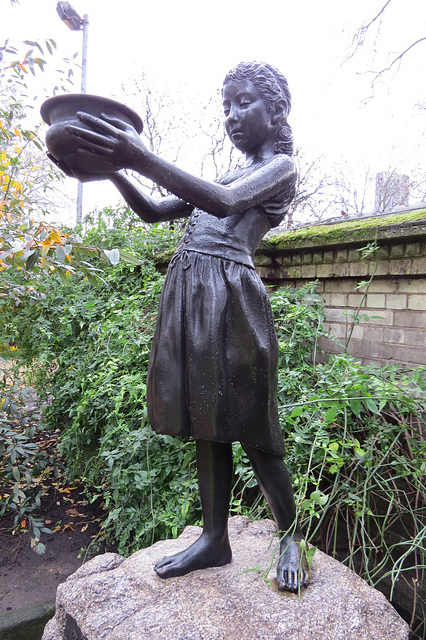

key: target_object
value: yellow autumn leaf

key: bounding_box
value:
[14,147,22,155]
[14,128,21,137]
[40,240,52,257]
[49,230,62,244]
[0,150,6,162]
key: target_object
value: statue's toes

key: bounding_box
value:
[154,556,172,573]
[277,567,295,591]
[277,565,309,592]
[288,569,299,591]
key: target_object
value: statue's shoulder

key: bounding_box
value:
[216,165,246,185]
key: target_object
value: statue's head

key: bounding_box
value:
[223,61,293,156]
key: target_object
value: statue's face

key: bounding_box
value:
[222,79,273,154]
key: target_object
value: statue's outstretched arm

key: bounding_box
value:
[131,152,295,218]
[67,113,296,218]
[110,172,193,223]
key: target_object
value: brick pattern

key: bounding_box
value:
[319,278,426,366]
[256,238,426,368]
[256,241,426,282]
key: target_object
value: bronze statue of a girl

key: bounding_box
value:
[61,61,309,591]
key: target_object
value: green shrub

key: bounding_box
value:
[0,364,57,554]
[0,209,192,553]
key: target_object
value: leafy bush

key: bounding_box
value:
[0,363,58,553]
[273,285,425,634]
[83,205,185,254]
[0,37,118,551]
[1,211,190,553]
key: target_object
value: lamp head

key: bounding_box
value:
[56,1,82,31]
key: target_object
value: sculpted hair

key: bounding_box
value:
[223,61,294,156]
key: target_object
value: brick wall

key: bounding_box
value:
[255,208,426,367]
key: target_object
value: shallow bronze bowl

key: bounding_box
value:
[40,94,143,175]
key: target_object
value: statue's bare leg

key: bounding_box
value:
[154,440,233,578]
[242,444,309,591]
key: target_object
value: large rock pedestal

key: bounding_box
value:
[42,516,408,640]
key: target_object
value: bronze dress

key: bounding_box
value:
[147,161,296,456]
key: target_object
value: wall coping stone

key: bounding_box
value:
[258,207,426,255]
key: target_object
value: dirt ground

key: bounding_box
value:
[0,480,113,616]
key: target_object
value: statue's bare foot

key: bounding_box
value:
[154,533,232,579]
[276,533,310,592]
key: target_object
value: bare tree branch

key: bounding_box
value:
[286,151,336,226]
[352,0,392,48]
[369,36,426,84]
[343,1,425,88]
[342,0,392,66]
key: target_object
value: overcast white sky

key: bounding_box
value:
[3,0,426,220]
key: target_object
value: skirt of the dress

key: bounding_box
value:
[147,251,285,456]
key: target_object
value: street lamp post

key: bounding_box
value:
[56,2,89,226]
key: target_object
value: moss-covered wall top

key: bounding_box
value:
[259,208,426,255]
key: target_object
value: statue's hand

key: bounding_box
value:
[65,112,147,171]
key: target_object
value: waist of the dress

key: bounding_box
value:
[169,247,255,270]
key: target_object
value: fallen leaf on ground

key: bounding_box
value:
[65,508,84,518]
